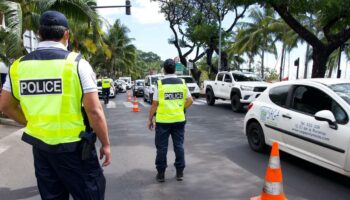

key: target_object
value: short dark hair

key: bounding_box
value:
[39,25,67,41]
[163,59,175,74]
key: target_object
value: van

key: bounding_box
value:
[144,74,164,103]
[178,75,200,98]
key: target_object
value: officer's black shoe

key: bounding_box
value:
[176,171,183,181]
[156,172,165,182]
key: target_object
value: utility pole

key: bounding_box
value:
[217,0,222,72]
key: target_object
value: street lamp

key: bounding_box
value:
[91,0,131,15]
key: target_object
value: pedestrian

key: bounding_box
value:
[147,59,193,182]
[0,11,111,200]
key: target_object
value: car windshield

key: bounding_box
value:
[232,73,262,82]
[329,83,350,105]
[136,81,144,86]
[181,77,195,83]
[151,77,162,85]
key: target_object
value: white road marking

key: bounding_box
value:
[139,101,150,108]
[0,129,23,155]
[123,102,134,108]
[106,101,116,109]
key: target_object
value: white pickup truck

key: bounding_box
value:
[204,71,270,112]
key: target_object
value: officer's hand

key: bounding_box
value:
[100,145,111,167]
[148,120,154,131]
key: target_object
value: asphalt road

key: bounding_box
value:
[1,92,350,199]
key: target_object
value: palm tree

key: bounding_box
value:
[0,0,101,60]
[229,8,278,78]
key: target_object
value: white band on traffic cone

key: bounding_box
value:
[263,181,284,195]
[268,156,280,169]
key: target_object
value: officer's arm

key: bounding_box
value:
[0,91,27,125]
[184,97,193,109]
[82,92,110,147]
[148,100,158,122]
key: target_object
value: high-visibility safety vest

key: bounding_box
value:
[9,52,85,145]
[156,78,187,123]
[102,79,111,89]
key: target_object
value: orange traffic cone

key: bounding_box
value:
[250,142,286,200]
[132,96,140,112]
[127,91,132,102]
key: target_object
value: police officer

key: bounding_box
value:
[0,11,111,199]
[148,59,193,182]
[101,77,112,104]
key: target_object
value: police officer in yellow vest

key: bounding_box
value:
[148,59,193,182]
[0,11,111,199]
[101,77,112,104]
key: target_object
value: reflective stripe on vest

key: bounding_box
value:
[156,79,186,123]
[10,52,85,145]
[102,79,111,89]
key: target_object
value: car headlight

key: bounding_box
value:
[240,85,254,91]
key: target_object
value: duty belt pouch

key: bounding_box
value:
[79,131,97,160]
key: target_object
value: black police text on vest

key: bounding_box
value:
[20,79,62,95]
[164,92,183,100]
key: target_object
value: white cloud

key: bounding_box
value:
[96,0,165,25]
[132,0,165,24]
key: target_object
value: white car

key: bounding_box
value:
[97,79,116,98]
[144,74,164,103]
[244,78,350,177]
[178,75,200,98]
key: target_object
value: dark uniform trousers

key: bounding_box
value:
[33,144,105,200]
[155,121,186,173]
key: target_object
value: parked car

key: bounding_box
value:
[204,71,270,112]
[114,80,127,93]
[244,78,350,177]
[144,74,164,103]
[132,79,144,97]
[97,79,116,98]
[178,75,200,98]
[119,77,132,90]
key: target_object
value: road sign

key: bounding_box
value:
[175,63,184,75]
[187,61,193,70]
[23,30,38,53]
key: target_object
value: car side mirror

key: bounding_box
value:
[314,110,338,130]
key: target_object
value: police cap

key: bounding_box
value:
[40,11,69,28]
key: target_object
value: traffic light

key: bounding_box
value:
[126,0,131,15]
[294,58,300,67]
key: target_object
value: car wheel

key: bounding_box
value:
[231,95,242,112]
[247,121,266,152]
[206,90,215,106]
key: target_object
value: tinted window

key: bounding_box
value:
[97,81,102,87]
[291,86,348,124]
[232,73,262,82]
[136,81,144,86]
[269,85,291,107]
[181,77,195,83]
[224,74,232,82]
[151,77,161,85]
[217,73,224,81]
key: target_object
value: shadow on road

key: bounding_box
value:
[0,186,38,200]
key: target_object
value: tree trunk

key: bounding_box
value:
[311,49,331,78]
[328,60,333,78]
[279,43,286,81]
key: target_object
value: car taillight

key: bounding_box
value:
[247,103,253,110]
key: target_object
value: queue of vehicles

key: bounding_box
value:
[99,72,350,178]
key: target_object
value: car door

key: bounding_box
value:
[144,77,151,100]
[221,73,233,99]
[214,73,224,98]
[281,85,350,169]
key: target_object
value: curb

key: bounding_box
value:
[0,117,23,127]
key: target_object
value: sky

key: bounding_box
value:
[96,0,350,80]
